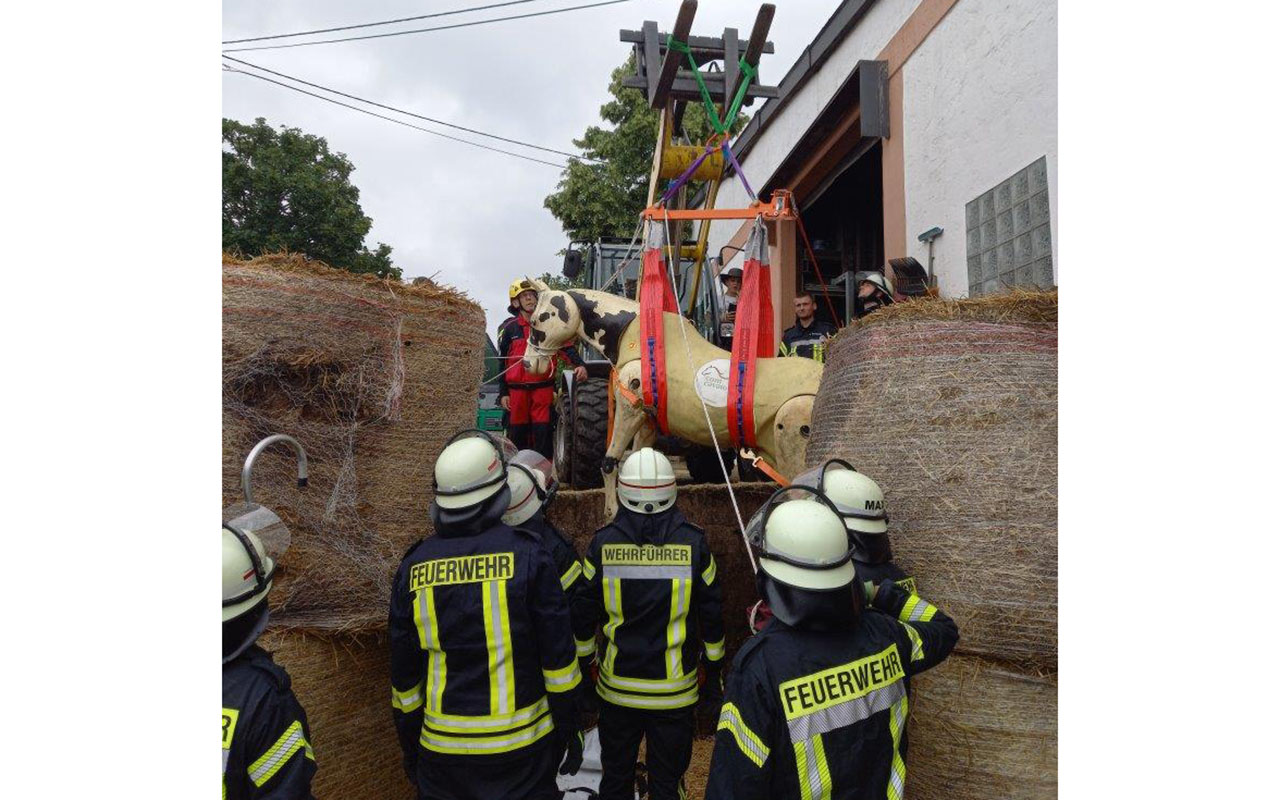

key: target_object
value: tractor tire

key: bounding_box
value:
[553,391,573,485]
[567,377,609,489]
[685,446,734,485]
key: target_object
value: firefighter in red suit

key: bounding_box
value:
[498,279,587,459]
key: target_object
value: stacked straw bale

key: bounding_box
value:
[806,289,1057,798]
[222,253,486,631]
[224,253,484,798]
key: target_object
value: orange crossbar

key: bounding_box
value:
[643,190,797,222]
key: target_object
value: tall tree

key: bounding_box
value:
[223,117,400,279]
[543,56,748,245]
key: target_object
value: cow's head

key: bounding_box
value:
[522,277,582,374]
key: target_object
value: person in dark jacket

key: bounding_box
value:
[502,449,596,678]
[389,430,584,800]
[708,488,958,800]
[853,271,895,319]
[793,459,916,594]
[575,448,725,800]
[223,523,316,800]
[498,279,587,458]
[778,292,838,362]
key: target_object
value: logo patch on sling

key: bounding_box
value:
[602,544,691,566]
[410,552,514,591]
[779,644,904,720]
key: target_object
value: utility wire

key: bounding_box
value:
[223,0,543,45]
[221,0,632,53]
[224,64,567,168]
[223,56,598,163]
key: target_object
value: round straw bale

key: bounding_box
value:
[257,629,413,799]
[223,253,485,631]
[906,654,1057,799]
[807,290,1057,671]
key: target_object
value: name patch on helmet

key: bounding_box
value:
[410,553,514,591]
[865,500,885,511]
[778,644,903,720]
[602,544,691,566]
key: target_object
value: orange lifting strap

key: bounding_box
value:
[727,217,774,449]
[638,224,679,434]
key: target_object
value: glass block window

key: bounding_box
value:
[966,157,1054,295]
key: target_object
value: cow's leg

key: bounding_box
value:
[602,361,646,519]
[773,394,816,479]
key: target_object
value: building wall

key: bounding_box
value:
[709,0,923,258]
[901,0,1057,297]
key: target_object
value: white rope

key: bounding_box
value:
[657,209,758,573]
[597,213,647,294]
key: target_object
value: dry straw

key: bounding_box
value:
[223,252,486,631]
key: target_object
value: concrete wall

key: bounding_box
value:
[902,0,1058,297]
[709,0,923,256]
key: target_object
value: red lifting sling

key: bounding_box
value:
[638,223,679,434]
[727,218,774,449]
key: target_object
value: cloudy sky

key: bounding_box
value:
[222,0,837,333]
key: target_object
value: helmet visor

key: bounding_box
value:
[751,485,859,571]
[434,429,518,507]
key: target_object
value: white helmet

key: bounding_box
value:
[223,524,276,624]
[792,459,888,535]
[503,450,557,526]
[434,430,519,510]
[749,486,856,591]
[616,448,677,514]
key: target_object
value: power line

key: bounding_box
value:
[224,0,543,45]
[223,56,598,163]
[221,0,632,53]
[223,64,567,169]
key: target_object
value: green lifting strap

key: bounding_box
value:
[665,35,758,135]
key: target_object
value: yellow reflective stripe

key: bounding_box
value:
[899,594,938,623]
[417,587,447,713]
[886,694,909,800]
[582,558,597,580]
[543,660,583,693]
[602,576,623,675]
[717,703,769,767]
[813,735,832,798]
[600,666,698,693]
[900,623,925,663]
[424,697,549,734]
[794,733,832,800]
[392,681,425,712]
[595,681,699,710]
[704,637,726,662]
[701,554,717,585]
[420,713,555,755]
[665,578,692,679]
[248,720,310,787]
[576,636,597,658]
[482,579,516,716]
[560,560,583,590]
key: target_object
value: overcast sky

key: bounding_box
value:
[222,0,838,334]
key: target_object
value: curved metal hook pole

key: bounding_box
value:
[242,434,309,505]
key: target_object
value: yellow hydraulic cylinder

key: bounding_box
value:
[659,145,725,181]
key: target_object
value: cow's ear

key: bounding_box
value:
[530,277,551,293]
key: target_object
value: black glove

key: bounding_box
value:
[699,662,724,712]
[559,729,585,776]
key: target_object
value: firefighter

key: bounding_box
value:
[222,523,317,799]
[575,447,726,800]
[707,488,959,800]
[389,430,584,800]
[498,278,587,459]
[853,270,895,319]
[778,292,839,362]
[502,449,597,682]
[793,459,917,594]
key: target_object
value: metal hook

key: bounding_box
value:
[242,434,308,505]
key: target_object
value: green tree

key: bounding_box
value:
[223,117,400,279]
[543,55,748,244]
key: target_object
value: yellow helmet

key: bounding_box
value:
[508,278,538,309]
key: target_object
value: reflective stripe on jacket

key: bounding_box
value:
[778,320,838,363]
[222,645,317,800]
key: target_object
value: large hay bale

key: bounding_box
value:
[258,629,413,800]
[547,484,776,663]
[807,290,1057,672]
[906,654,1057,800]
[223,253,485,631]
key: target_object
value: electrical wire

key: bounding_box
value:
[223,0,543,45]
[223,64,567,168]
[222,0,633,53]
[223,56,598,163]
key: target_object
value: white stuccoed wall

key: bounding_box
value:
[902,0,1058,297]
[709,0,923,255]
